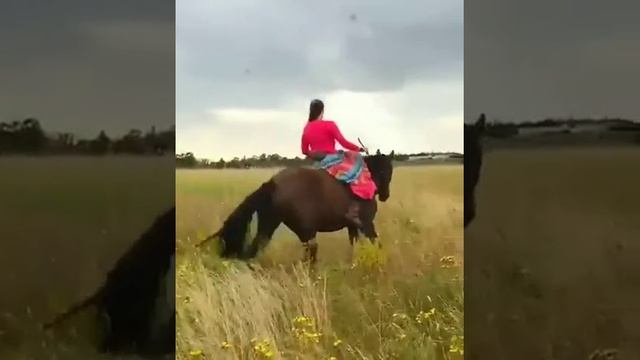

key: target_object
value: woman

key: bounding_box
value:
[300,99,374,227]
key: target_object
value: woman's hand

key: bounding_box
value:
[356,138,369,154]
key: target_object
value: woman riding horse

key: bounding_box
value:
[300,99,376,229]
[197,100,393,264]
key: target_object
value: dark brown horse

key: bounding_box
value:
[464,114,485,227]
[198,151,395,264]
[42,207,175,356]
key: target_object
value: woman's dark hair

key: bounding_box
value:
[308,99,324,121]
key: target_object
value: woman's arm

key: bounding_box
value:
[329,121,361,151]
[300,132,310,156]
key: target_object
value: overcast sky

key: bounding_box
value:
[465,0,640,124]
[5,0,633,154]
[177,0,463,160]
[0,0,174,138]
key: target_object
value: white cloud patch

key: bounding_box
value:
[177,81,462,160]
[206,108,299,125]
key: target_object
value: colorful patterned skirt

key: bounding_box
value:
[316,151,377,200]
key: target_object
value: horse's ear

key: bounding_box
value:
[389,150,394,157]
[476,113,486,132]
[376,149,381,155]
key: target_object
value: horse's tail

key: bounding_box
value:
[42,287,103,330]
[216,180,275,258]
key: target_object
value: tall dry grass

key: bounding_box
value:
[0,157,173,359]
[176,165,463,360]
[465,147,640,359]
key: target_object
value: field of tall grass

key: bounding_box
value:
[466,147,640,359]
[0,157,173,359]
[176,165,463,360]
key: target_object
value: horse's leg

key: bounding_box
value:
[345,200,363,227]
[348,225,359,263]
[279,196,321,269]
[360,200,381,248]
[366,222,382,249]
[295,230,318,267]
[245,209,281,258]
[304,238,318,265]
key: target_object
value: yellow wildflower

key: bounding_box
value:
[189,349,203,357]
[449,335,464,355]
[416,308,436,324]
[220,341,232,349]
[252,338,275,359]
[292,316,323,345]
[304,331,322,343]
[440,255,456,268]
[292,315,315,328]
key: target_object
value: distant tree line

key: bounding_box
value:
[176,150,462,169]
[176,152,308,169]
[482,117,640,140]
[0,118,174,155]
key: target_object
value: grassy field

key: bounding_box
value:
[0,156,174,359]
[176,165,463,360]
[465,147,640,359]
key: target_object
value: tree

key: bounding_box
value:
[0,119,174,156]
[114,129,145,154]
[89,131,111,155]
[18,118,47,153]
[176,153,197,168]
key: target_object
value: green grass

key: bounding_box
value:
[465,147,640,359]
[0,156,173,359]
[176,165,463,360]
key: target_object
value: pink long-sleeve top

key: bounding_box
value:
[300,120,360,156]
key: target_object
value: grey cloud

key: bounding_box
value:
[0,0,174,137]
[465,0,640,123]
[340,22,463,90]
[177,0,462,113]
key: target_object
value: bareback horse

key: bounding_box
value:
[198,151,394,264]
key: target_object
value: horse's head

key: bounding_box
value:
[464,113,486,227]
[364,151,394,202]
[464,113,485,153]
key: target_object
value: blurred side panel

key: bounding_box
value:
[465,0,640,359]
[0,0,175,357]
